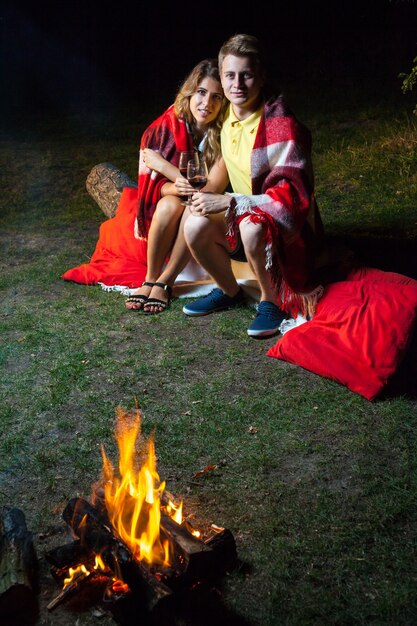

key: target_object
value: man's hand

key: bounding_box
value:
[189,192,230,216]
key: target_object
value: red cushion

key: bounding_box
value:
[61,187,148,288]
[267,267,417,400]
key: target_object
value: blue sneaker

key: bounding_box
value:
[247,301,287,338]
[183,287,245,316]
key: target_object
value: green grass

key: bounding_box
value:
[1,89,417,625]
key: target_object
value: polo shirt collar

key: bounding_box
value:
[228,105,263,134]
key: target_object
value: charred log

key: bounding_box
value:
[45,539,90,575]
[0,507,38,624]
[160,514,217,585]
[205,528,238,573]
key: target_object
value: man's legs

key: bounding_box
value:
[182,213,286,335]
[239,217,277,301]
[239,217,287,337]
[182,213,245,316]
[184,213,240,296]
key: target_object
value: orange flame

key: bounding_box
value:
[63,563,90,589]
[62,554,129,596]
[100,407,182,567]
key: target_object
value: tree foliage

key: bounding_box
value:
[400,56,417,114]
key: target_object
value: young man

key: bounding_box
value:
[182,34,325,337]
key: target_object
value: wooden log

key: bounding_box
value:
[62,498,174,620]
[205,528,238,572]
[47,567,101,611]
[160,514,217,585]
[44,539,90,574]
[86,162,137,218]
[93,488,235,583]
[0,507,38,623]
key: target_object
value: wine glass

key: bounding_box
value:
[178,151,196,178]
[186,157,208,206]
[178,151,196,204]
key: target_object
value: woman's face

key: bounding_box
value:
[190,77,223,129]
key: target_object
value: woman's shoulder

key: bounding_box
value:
[147,104,176,129]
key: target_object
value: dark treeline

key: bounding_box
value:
[1,0,417,120]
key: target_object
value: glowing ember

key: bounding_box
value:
[99,407,183,568]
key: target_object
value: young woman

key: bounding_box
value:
[62,60,227,312]
[125,59,227,313]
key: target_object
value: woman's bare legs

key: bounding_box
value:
[125,196,184,310]
[143,209,193,313]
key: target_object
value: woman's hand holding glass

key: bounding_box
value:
[174,175,195,202]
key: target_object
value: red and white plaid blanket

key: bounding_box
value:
[136,105,193,237]
[226,96,325,317]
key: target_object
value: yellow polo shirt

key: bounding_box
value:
[221,104,263,194]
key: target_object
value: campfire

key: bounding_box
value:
[45,406,237,622]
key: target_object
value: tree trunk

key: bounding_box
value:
[86,162,137,219]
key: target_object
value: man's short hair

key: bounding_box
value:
[218,33,266,73]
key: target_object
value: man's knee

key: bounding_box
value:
[240,218,265,255]
[184,215,207,247]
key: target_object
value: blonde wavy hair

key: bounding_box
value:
[174,59,225,170]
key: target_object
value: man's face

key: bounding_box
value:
[220,54,264,114]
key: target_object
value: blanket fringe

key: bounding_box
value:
[279,282,324,319]
[98,283,134,294]
[226,206,324,319]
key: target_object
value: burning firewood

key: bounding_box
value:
[46,565,101,611]
[45,539,90,576]
[0,507,38,623]
[159,513,218,586]
[46,408,238,623]
[62,497,174,620]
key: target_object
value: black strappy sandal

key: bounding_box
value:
[125,281,154,310]
[142,283,173,315]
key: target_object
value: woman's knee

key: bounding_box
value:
[154,196,184,225]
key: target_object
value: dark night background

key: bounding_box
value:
[1,0,417,124]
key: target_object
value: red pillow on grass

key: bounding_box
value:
[61,187,148,288]
[267,267,417,400]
